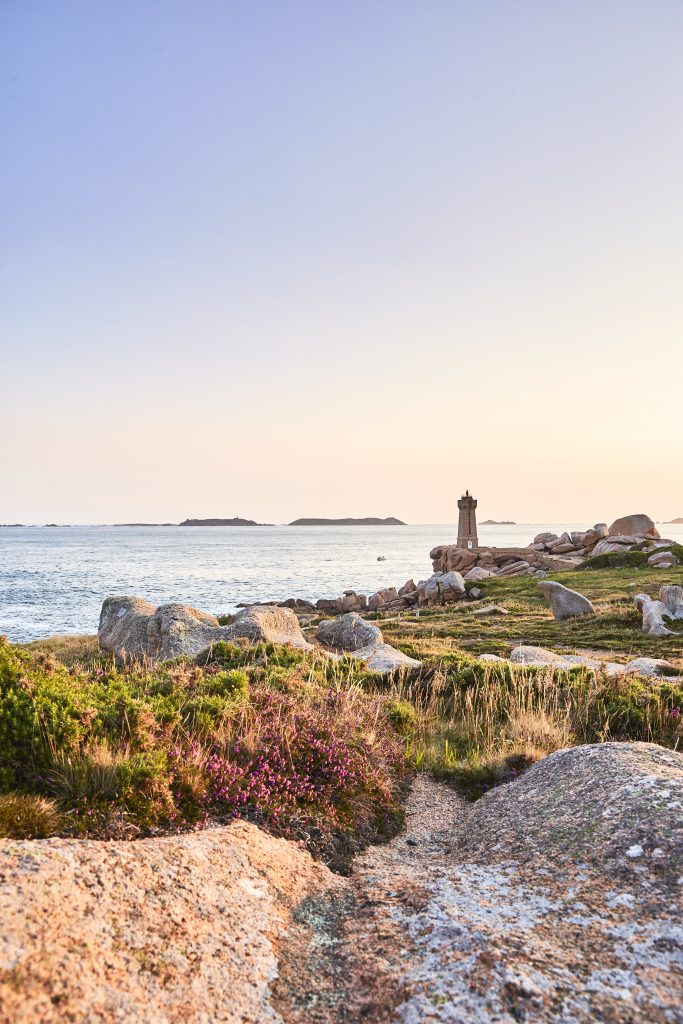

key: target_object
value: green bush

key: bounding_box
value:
[579,550,649,570]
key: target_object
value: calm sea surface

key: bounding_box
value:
[2,523,682,642]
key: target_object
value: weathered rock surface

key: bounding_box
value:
[98,596,159,662]
[340,591,367,613]
[609,513,659,538]
[537,580,595,620]
[98,597,312,663]
[3,746,682,1023]
[0,821,339,1024]
[316,612,420,674]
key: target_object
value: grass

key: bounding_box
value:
[7,562,683,842]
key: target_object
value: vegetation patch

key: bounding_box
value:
[0,637,409,869]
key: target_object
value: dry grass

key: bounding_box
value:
[0,793,63,839]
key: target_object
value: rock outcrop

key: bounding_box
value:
[316,612,420,674]
[537,580,595,619]
[99,597,312,663]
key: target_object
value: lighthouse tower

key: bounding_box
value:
[457,490,478,550]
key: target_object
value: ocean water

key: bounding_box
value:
[1,522,682,643]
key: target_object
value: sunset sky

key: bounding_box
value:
[2,1,682,524]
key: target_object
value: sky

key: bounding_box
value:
[1,1,682,525]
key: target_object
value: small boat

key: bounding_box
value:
[377,555,387,561]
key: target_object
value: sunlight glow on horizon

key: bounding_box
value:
[1,1,682,524]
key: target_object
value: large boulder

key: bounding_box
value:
[537,580,595,620]
[316,612,420,674]
[608,513,659,538]
[429,545,477,574]
[591,538,637,557]
[317,612,381,651]
[493,646,680,679]
[148,603,238,661]
[98,597,312,663]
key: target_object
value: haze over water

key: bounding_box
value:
[3,522,683,643]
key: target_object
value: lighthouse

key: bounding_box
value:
[457,490,478,550]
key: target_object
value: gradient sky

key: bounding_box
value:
[2,1,682,524]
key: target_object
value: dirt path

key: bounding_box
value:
[275,746,683,1024]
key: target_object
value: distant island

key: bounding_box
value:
[289,517,405,526]
[481,519,516,525]
[665,517,683,524]
[179,517,261,527]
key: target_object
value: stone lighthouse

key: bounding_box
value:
[457,490,478,550]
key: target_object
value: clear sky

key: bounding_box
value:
[2,1,682,524]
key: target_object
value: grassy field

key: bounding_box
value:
[379,564,683,662]
[2,564,682,852]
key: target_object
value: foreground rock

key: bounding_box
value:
[317,612,420,674]
[0,821,339,1024]
[537,579,595,619]
[99,597,312,662]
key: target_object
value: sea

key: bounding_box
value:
[2,522,682,643]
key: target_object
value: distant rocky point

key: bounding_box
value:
[179,517,261,527]
[665,517,683,524]
[481,519,516,525]
[289,517,405,526]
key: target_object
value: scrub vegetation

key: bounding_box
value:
[4,564,682,852]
